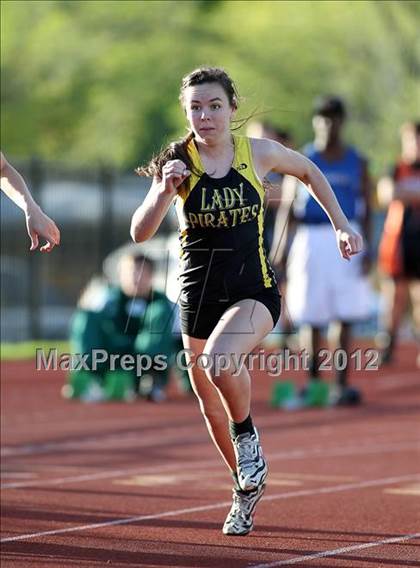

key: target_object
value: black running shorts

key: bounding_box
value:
[179,287,281,340]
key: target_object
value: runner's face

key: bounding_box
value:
[183,83,235,143]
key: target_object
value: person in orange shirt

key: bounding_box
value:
[377,121,420,365]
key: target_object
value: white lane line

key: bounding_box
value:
[1,371,420,434]
[2,412,175,431]
[1,473,37,479]
[3,400,420,457]
[3,407,419,459]
[1,431,403,458]
[376,378,420,391]
[1,473,419,543]
[1,427,205,457]
[2,441,418,490]
[250,533,420,567]
[2,369,418,428]
[374,371,420,389]
[1,459,217,490]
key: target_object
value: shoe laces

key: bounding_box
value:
[229,490,250,517]
[226,492,241,520]
[236,434,257,467]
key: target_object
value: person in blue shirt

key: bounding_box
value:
[271,96,372,405]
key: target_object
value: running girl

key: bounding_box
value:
[130,67,363,535]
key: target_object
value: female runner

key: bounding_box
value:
[131,67,362,535]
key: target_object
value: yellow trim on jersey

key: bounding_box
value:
[175,138,204,230]
[232,135,265,193]
[175,198,188,232]
[176,139,203,203]
[256,206,273,288]
[178,228,188,258]
[234,135,272,288]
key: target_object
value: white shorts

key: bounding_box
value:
[286,224,373,327]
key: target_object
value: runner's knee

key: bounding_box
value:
[202,342,237,383]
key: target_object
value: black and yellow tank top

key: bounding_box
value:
[174,134,276,304]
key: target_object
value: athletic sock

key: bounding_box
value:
[229,414,254,439]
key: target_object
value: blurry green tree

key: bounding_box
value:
[1,0,419,174]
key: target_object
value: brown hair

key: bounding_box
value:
[136,67,240,180]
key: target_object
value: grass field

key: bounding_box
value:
[0,341,70,361]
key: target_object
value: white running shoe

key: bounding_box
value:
[233,428,268,491]
[223,484,266,536]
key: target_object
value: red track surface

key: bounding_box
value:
[1,341,419,567]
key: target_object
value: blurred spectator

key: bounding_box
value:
[377,121,420,365]
[272,95,373,406]
[247,121,296,344]
[246,121,294,252]
[67,251,176,402]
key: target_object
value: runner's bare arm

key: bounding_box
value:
[0,151,60,251]
[130,160,190,242]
